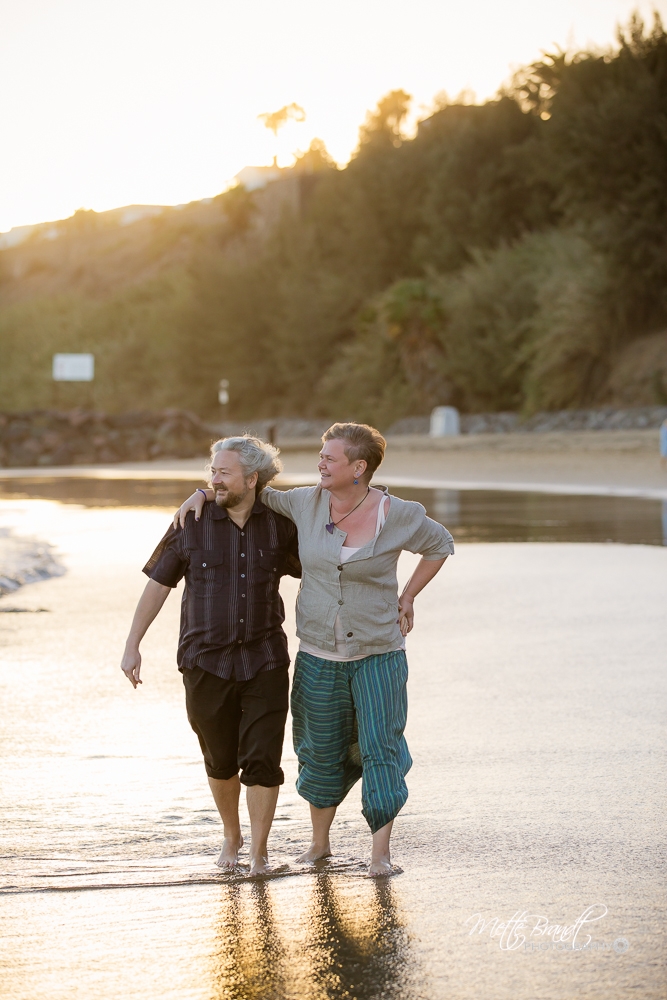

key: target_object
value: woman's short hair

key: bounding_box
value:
[322,422,386,478]
[208,435,282,490]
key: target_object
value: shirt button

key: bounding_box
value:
[202,562,207,568]
[338,599,344,605]
[240,619,244,623]
[237,640,242,644]
[241,593,246,598]
[241,574,245,578]
[241,532,244,536]
[241,553,245,558]
[337,565,343,571]
[347,632,353,638]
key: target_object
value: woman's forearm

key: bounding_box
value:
[401,556,447,601]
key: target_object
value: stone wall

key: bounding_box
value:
[2,406,666,468]
[386,406,667,436]
[0,409,213,468]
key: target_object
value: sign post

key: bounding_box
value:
[218,379,229,427]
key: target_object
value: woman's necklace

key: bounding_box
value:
[326,488,370,533]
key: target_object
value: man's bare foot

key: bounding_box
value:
[249,852,271,876]
[216,835,243,869]
[296,842,332,864]
[368,853,392,876]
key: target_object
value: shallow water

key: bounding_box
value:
[0,475,665,544]
[1,489,666,999]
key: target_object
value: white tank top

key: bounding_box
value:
[299,497,405,661]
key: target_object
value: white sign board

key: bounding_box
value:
[52,353,95,382]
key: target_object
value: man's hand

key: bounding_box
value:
[397,594,414,636]
[121,646,142,689]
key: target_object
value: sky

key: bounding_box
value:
[0,0,664,233]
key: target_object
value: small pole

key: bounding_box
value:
[218,379,229,430]
[267,422,277,446]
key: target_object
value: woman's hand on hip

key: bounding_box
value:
[173,491,206,529]
[398,594,414,636]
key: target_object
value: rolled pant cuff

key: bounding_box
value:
[205,763,240,780]
[363,799,408,834]
[241,768,284,788]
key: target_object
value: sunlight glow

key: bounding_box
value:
[0,0,665,232]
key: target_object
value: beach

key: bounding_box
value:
[1,463,666,999]
[1,428,664,499]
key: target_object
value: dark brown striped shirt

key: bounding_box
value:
[143,498,301,681]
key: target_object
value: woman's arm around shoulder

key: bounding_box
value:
[260,484,320,523]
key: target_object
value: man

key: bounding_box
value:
[120,436,300,875]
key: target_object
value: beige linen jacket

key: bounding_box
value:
[261,485,454,657]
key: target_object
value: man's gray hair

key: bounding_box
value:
[208,435,282,490]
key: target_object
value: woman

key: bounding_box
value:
[176,422,453,874]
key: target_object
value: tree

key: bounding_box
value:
[257,102,307,137]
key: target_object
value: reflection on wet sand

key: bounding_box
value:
[210,875,417,1000]
[211,882,287,999]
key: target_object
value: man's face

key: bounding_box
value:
[209,450,253,508]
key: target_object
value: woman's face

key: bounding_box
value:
[318,438,363,492]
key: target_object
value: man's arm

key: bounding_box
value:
[120,579,171,688]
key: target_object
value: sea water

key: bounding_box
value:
[0,486,665,999]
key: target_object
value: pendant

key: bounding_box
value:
[326,522,334,533]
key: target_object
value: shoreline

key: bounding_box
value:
[0,528,65,597]
[0,429,664,500]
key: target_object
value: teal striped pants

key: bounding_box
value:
[291,650,412,834]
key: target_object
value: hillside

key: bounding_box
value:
[1,13,666,426]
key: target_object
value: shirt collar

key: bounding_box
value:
[209,496,267,520]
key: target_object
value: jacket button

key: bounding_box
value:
[338,599,344,605]
[347,632,353,638]
[202,562,207,568]
[337,565,343,571]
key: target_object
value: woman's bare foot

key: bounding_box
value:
[296,841,332,864]
[369,819,394,875]
[368,856,393,876]
[216,835,243,869]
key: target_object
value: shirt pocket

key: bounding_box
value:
[255,549,283,586]
[188,550,225,595]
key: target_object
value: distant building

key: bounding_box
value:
[234,164,283,192]
[114,205,165,227]
[0,225,38,250]
[0,205,166,249]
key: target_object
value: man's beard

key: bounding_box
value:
[214,485,249,508]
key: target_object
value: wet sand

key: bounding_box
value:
[1,494,666,999]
